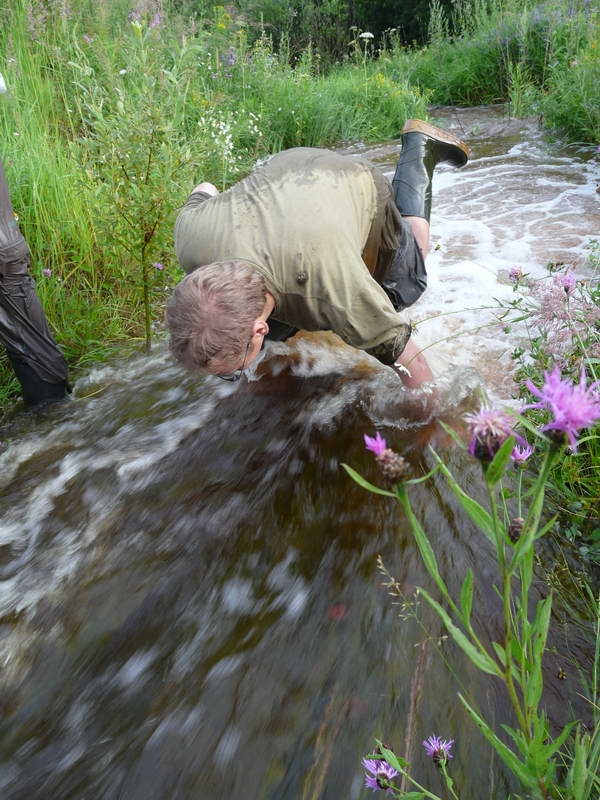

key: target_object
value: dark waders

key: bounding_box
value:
[0,158,69,407]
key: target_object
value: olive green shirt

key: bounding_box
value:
[175,148,410,360]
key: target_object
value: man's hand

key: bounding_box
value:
[393,339,433,388]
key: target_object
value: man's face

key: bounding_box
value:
[211,332,265,381]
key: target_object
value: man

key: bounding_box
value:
[167,119,468,388]
[0,156,70,406]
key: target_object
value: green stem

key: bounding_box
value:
[594,595,600,712]
[522,448,558,536]
[140,245,151,354]
[502,559,529,737]
[487,480,529,737]
[440,761,461,800]
[390,769,444,800]
[519,551,532,730]
[142,269,151,353]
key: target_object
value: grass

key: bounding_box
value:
[386,0,600,136]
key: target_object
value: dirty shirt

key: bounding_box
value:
[174,147,411,362]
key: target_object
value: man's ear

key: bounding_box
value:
[253,319,269,337]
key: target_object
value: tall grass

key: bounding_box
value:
[391,0,600,138]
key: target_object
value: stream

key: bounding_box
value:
[0,105,598,800]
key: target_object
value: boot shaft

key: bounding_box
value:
[391,120,469,221]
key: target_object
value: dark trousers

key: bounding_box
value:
[0,158,69,406]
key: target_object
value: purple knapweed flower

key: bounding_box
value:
[362,758,399,793]
[553,272,576,295]
[153,262,164,271]
[149,12,163,28]
[363,432,407,482]
[524,366,600,449]
[128,10,141,22]
[464,408,520,462]
[509,266,523,283]
[364,432,387,457]
[511,443,533,463]
[42,268,52,277]
[423,734,454,765]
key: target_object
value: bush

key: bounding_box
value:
[541,40,600,142]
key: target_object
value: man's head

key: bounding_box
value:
[166,260,270,377]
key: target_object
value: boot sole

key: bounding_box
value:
[401,118,470,166]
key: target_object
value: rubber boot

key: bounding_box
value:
[392,119,469,222]
[7,353,69,408]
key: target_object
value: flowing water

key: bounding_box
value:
[0,106,598,800]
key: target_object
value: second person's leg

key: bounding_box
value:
[0,158,70,406]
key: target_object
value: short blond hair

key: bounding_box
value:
[166,260,266,373]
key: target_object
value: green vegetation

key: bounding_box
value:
[405,0,600,138]
[492,259,600,566]
[348,362,600,798]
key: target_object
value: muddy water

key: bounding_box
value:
[0,106,598,799]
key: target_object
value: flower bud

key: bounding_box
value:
[508,517,524,542]
[376,449,408,483]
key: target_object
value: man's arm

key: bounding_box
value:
[312,242,434,388]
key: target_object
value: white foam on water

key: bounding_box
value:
[284,584,310,619]
[205,655,245,682]
[0,354,229,611]
[115,648,159,689]
[214,725,242,768]
[375,114,600,401]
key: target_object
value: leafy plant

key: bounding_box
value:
[345,368,600,798]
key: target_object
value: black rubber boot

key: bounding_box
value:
[392,119,469,222]
[7,353,69,408]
